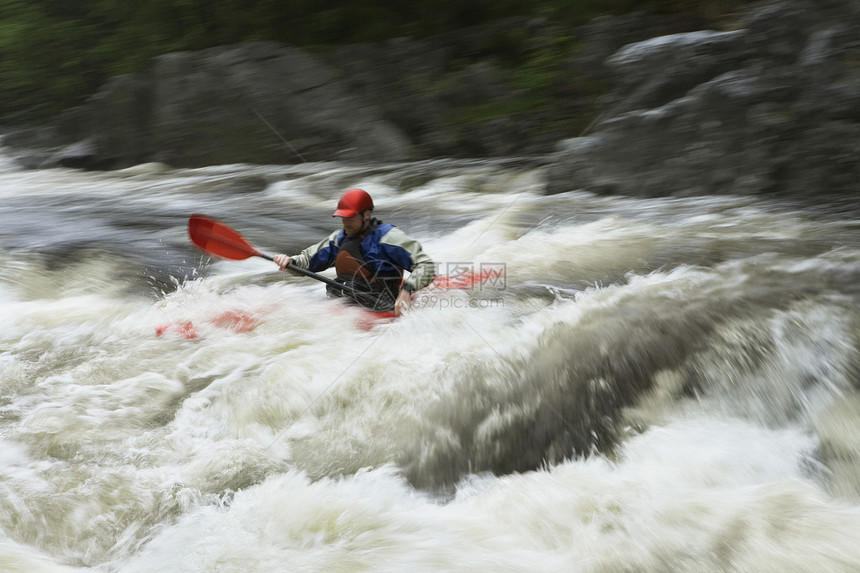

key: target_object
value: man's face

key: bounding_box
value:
[341,210,370,236]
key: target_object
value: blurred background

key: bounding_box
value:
[1,0,751,154]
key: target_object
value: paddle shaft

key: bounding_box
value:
[263,254,359,296]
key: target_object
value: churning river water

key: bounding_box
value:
[1,149,860,572]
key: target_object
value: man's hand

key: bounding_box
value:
[394,289,413,316]
[272,254,291,270]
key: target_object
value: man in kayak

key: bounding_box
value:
[273,188,435,315]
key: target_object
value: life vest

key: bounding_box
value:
[328,220,403,312]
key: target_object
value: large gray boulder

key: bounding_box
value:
[545,0,860,199]
[148,42,415,166]
[2,17,626,169]
[5,42,415,169]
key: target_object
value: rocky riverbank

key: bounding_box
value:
[3,0,859,201]
[0,11,702,170]
[546,0,860,198]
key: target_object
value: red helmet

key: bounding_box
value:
[333,188,374,217]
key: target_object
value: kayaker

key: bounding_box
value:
[273,188,435,315]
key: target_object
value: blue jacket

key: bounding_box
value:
[290,222,435,292]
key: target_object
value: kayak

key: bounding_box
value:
[353,309,399,331]
[154,268,501,338]
[153,266,503,338]
[159,214,503,339]
[155,309,262,339]
[155,306,396,339]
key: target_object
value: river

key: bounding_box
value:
[1,150,859,572]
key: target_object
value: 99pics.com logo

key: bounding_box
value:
[430,262,506,291]
[412,293,505,310]
[413,262,507,311]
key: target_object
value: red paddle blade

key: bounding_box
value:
[188,214,261,260]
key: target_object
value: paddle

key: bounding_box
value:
[187,213,356,294]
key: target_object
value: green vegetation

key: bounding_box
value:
[0,0,753,124]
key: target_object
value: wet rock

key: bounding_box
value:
[44,139,100,170]
[546,0,860,199]
[6,42,417,170]
[3,17,624,168]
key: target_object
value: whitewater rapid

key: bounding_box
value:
[1,153,859,572]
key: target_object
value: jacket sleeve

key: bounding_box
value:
[378,227,436,292]
[290,230,341,272]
